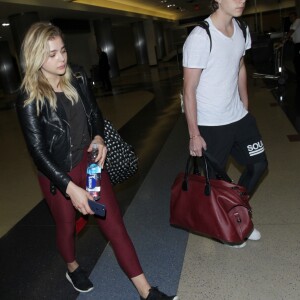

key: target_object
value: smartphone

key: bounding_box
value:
[88,200,106,217]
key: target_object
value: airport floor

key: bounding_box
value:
[0,59,300,300]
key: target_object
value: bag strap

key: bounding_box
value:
[182,152,233,196]
[198,21,212,52]
[71,64,87,93]
[182,155,211,195]
[235,17,247,43]
[199,18,247,54]
[203,151,233,183]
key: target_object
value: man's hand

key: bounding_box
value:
[189,135,207,157]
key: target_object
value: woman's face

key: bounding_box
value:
[41,36,67,80]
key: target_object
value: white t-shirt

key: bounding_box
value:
[290,18,300,43]
[183,17,251,126]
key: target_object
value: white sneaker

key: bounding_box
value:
[224,241,247,248]
[248,228,261,241]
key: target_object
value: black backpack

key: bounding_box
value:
[198,18,247,52]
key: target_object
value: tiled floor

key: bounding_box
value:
[1,59,300,299]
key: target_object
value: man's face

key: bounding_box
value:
[217,0,247,18]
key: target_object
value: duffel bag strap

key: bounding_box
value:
[203,151,233,183]
[182,155,210,195]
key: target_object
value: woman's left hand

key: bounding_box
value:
[88,135,107,168]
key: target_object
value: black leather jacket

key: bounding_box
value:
[16,69,104,194]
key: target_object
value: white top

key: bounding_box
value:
[182,17,251,126]
[290,18,300,43]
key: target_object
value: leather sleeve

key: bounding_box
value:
[16,94,71,194]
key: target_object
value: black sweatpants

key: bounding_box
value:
[199,113,268,195]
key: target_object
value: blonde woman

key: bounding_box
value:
[17,22,178,300]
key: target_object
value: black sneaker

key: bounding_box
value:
[140,287,179,300]
[66,266,94,293]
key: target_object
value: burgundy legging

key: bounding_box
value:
[38,151,143,279]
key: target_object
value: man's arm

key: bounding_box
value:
[183,67,207,156]
[183,67,201,137]
[238,57,249,110]
[283,18,300,42]
[284,28,295,42]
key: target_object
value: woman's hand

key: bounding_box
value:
[189,135,207,157]
[88,135,107,168]
[66,181,94,215]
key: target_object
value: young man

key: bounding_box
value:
[182,0,268,247]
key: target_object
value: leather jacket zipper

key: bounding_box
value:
[46,121,64,132]
[50,135,57,153]
[62,119,73,171]
[48,122,64,153]
[79,97,93,138]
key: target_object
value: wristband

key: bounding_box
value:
[190,134,200,139]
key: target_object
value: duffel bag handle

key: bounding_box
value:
[203,151,233,183]
[182,155,210,195]
[182,152,233,196]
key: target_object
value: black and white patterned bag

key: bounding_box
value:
[104,119,138,185]
[73,68,138,185]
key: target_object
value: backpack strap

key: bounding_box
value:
[198,18,247,53]
[70,64,88,95]
[198,21,212,53]
[71,64,85,86]
[234,17,247,42]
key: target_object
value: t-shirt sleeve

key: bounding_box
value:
[182,26,210,69]
[290,19,300,31]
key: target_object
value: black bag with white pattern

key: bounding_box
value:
[72,66,138,185]
[104,119,138,185]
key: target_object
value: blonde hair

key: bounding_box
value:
[20,22,78,114]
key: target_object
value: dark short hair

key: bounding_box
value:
[210,0,219,12]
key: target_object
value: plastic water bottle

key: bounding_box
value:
[86,144,101,200]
